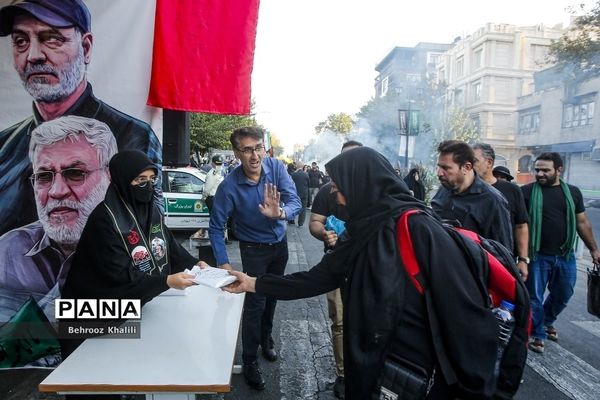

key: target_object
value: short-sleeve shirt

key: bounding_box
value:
[492,180,529,226]
[311,183,350,251]
[521,183,584,255]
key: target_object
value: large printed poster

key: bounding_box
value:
[0,0,161,368]
[0,0,259,368]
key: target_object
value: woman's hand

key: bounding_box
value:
[222,270,257,294]
[166,272,196,290]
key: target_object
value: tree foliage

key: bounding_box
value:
[427,107,480,166]
[443,108,480,143]
[269,133,285,157]
[189,112,258,153]
[315,112,354,135]
[550,1,600,79]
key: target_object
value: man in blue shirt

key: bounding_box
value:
[209,126,301,390]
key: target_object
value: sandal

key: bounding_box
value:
[545,326,558,341]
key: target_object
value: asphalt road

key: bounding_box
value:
[3,211,600,399]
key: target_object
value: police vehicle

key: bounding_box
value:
[162,167,210,230]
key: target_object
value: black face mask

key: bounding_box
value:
[132,184,154,203]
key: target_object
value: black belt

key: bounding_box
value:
[239,238,287,248]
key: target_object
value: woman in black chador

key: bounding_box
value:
[404,167,426,201]
[63,150,197,303]
[61,150,198,399]
[223,147,499,400]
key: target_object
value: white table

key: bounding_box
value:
[39,285,245,399]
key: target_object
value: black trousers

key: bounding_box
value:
[239,238,288,364]
[205,195,214,212]
[297,196,308,226]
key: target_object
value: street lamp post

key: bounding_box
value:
[397,86,422,169]
[398,108,410,168]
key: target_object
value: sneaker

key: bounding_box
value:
[528,338,545,354]
[545,326,558,341]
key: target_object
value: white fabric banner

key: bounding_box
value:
[0,0,162,139]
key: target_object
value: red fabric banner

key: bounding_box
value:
[147,0,260,115]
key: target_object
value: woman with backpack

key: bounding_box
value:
[223,147,515,399]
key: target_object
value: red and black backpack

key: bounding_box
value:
[396,209,530,399]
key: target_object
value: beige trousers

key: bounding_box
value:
[327,288,344,376]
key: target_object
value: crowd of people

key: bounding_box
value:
[1,2,598,400]
[218,136,600,400]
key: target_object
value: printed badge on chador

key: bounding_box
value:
[131,245,152,272]
[151,237,166,260]
[127,229,140,245]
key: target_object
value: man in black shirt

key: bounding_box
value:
[432,140,513,251]
[521,152,600,354]
[473,143,530,281]
[308,140,361,399]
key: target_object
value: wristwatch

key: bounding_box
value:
[517,256,530,265]
[278,207,286,220]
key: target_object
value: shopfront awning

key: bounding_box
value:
[530,140,596,154]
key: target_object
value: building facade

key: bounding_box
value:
[373,43,452,164]
[517,67,600,190]
[437,23,565,172]
[374,42,452,98]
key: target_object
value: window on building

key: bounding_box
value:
[494,78,512,102]
[438,68,446,83]
[454,88,464,106]
[563,97,595,128]
[473,47,483,70]
[495,154,508,167]
[519,108,540,135]
[495,42,512,68]
[472,81,482,103]
[456,56,464,78]
[518,155,533,173]
[406,73,421,83]
[427,52,443,65]
[530,44,549,68]
[381,76,389,97]
[470,114,481,133]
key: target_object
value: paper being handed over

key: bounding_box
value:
[184,265,237,289]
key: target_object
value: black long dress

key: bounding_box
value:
[63,150,196,303]
[61,151,197,370]
[404,169,426,201]
[254,147,498,399]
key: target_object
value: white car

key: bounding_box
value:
[162,167,210,230]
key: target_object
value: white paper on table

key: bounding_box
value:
[184,265,237,289]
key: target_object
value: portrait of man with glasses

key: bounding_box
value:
[0,116,116,336]
[208,126,301,391]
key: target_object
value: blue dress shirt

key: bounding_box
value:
[208,157,301,265]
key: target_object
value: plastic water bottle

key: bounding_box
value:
[492,300,515,376]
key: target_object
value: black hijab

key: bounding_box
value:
[107,150,158,235]
[324,147,433,398]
